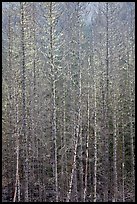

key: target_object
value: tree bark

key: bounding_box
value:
[20,2,29,201]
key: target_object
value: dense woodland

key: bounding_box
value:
[2,2,135,202]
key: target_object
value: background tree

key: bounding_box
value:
[2,2,135,202]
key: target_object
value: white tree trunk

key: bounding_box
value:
[93,61,97,203]
[83,58,90,202]
[13,87,20,202]
[121,106,125,202]
[113,92,118,202]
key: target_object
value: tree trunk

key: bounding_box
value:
[20,2,29,201]
[13,86,20,202]
[93,57,97,203]
[113,92,118,202]
[49,3,58,202]
[83,57,90,202]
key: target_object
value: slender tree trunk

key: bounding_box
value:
[62,80,68,201]
[74,169,78,202]
[30,5,37,198]
[83,57,90,202]
[104,3,109,201]
[121,104,125,202]
[77,3,84,200]
[113,93,118,202]
[49,3,58,202]
[127,50,135,201]
[20,3,29,201]
[66,125,79,202]
[79,67,83,201]
[13,86,20,202]
[93,58,97,203]
[7,4,15,197]
[32,1,36,159]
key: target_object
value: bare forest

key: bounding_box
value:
[2,2,135,202]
